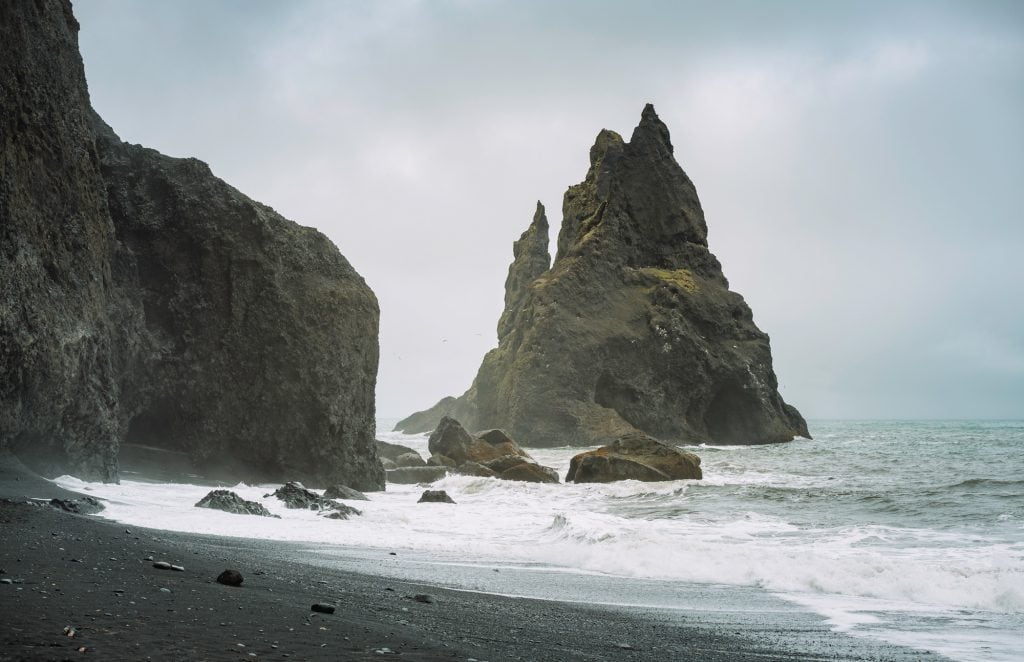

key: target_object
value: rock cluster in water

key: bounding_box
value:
[0,1,382,489]
[397,105,809,447]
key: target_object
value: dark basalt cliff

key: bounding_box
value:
[398,105,808,447]
[0,1,383,489]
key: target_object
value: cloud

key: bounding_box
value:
[74,0,1024,419]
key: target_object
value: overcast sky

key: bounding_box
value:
[74,0,1023,420]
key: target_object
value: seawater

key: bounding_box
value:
[56,420,1024,661]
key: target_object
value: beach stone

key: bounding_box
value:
[48,497,104,515]
[418,490,456,504]
[412,594,433,604]
[566,433,702,483]
[0,578,12,585]
[385,467,448,485]
[195,490,278,517]
[171,565,184,572]
[394,452,426,468]
[322,484,369,501]
[216,570,244,587]
[153,562,172,570]
[311,603,336,614]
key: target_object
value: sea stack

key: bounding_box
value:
[0,1,383,489]
[397,105,808,447]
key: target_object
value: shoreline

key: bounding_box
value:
[0,456,945,661]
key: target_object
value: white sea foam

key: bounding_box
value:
[53,421,1024,662]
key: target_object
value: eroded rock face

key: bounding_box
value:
[401,105,809,447]
[0,2,383,490]
[566,434,702,483]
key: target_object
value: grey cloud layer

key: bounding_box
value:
[75,0,1024,419]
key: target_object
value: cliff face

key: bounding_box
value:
[0,1,383,489]
[398,105,808,447]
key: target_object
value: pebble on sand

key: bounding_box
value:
[311,603,336,614]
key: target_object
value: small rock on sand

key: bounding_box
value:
[311,603,336,614]
[217,570,244,587]
[152,561,171,570]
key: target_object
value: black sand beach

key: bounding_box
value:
[0,456,943,661]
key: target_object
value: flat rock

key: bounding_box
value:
[48,497,104,515]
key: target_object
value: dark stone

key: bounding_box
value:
[153,562,171,570]
[417,490,456,504]
[394,452,426,468]
[385,467,448,485]
[0,2,382,491]
[375,440,421,463]
[566,433,702,483]
[322,508,359,520]
[413,594,434,604]
[269,482,360,516]
[48,497,104,515]
[322,485,369,501]
[195,490,278,517]
[311,603,336,614]
[399,106,809,448]
[216,569,243,587]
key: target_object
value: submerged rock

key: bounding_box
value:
[269,481,361,517]
[195,490,278,518]
[400,106,808,448]
[566,433,702,483]
[418,490,456,504]
[0,2,382,490]
[385,467,448,485]
[323,484,369,501]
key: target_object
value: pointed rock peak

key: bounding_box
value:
[499,202,552,340]
[589,129,625,168]
[631,102,673,154]
[532,200,549,231]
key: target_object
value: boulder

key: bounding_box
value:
[195,490,278,518]
[386,467,448,485]
[399,106,808,448]
[455,462,498,478]
[566,433,702,483]
[375,440,421,463]
[381,458,397,470]
[395,452,426,468]
[268,481,360,516]
[497,462,559,484]
[428,417,531,466]
[427,454,458,468]
[0,2,382,490]
[418,490,456,504]
[216,569,244,587]
[323,484,369,501]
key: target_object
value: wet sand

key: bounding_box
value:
[0,455,943,661]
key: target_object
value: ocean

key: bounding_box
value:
[56,420,1024,661]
